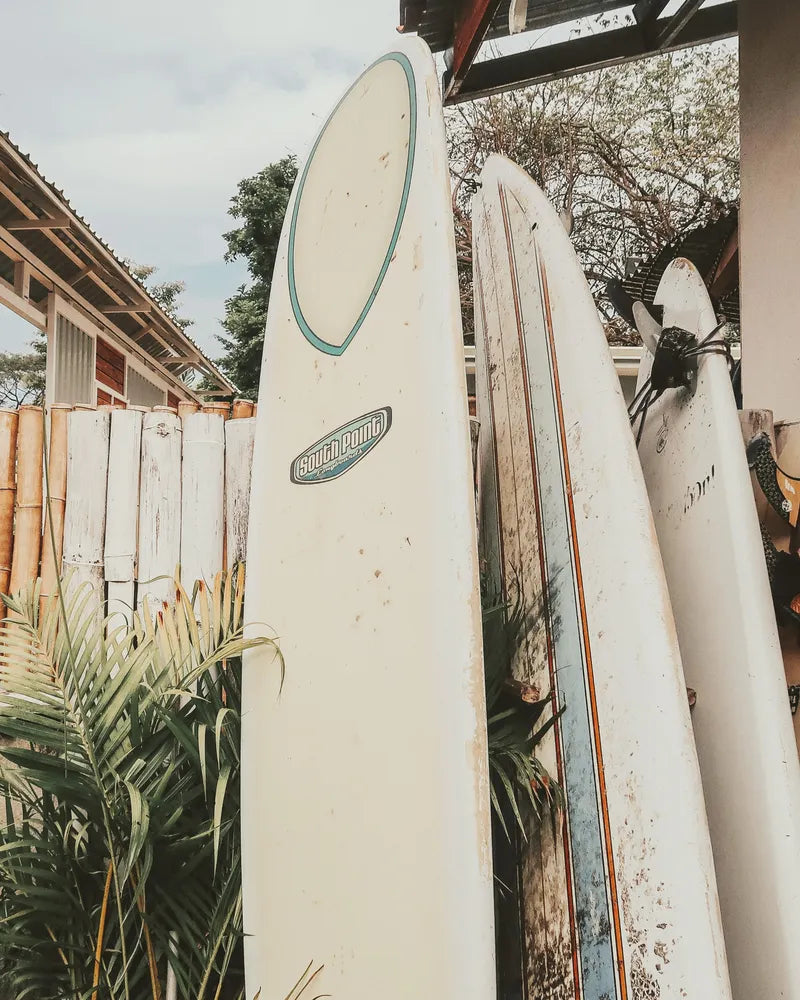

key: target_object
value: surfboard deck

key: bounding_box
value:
[473,155,731,1000]
[241,37,495,1000]
[635,257,800,1000]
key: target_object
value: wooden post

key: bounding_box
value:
[225,416,255,567]
[138,410,182,612]
[232,399,255,419]
[202,401,230,420]
[105,408,144,629]
[0,409,18,614]
[9,406,44,597]
[40,405,71,618]
[62,410,110,609]
[177,401,199,421]
[181,412,224,588]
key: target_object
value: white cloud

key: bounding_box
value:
[1,0,401,355]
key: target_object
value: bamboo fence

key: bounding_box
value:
[0,399,256,623]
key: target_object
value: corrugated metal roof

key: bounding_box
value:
[400,0,631,53]
[0,131,236,395]
[621,207,740,324]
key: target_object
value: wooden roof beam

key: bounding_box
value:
[445,0,504,101]
[0,178,130,309]
[0,228,204,402]
[102,303,151,315]
[5,215,71,231]
[447,2,737,103]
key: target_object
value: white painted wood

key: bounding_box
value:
[635,258,800,1000]
[137,410,181,611]
[104,408,143,629]
[180,412,224,589]
[241,37,494,1000]
[63,410,110,608]
[473,156,731,1000]
[224,416,255,567]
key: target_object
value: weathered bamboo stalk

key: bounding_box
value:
[40,405,71,617]
[0,409,19,612]
[232,399,254,419]
[202,401,230,420]
[225,416,255,567]
[138,410,182,612]
[62,410,111,610]
[9,406,44,598]
[177,400,199,421]
[181,412,225,588]
[105,408,144,629]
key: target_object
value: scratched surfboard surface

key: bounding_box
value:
[473,155,732,1000]
[635,259,800,1000]
[240,38,495,1000]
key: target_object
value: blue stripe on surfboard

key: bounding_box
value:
[500,187,621,999]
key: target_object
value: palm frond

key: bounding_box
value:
[482,591,563,839]
[0,566,278,1000]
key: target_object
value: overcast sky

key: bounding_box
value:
[0,0,400,357]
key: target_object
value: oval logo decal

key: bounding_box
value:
[287,51,417,356]
[290,407,392,484]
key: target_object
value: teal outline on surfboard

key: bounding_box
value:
[287,51,417,356]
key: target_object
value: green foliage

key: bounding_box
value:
[448,42,739,340]
[126,261,194,332]
[0,569,279,1000]
[0,346,46,408]
[216,156,298,400]
[483,595,562,839]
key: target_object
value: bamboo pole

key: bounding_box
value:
[105,409,144,629]
[231,399,254,419]
[181,412,224,588]
[202,401,230,420]
[9,406,44,598]
[0,409,18,613]
[62,410,110,611]
[177,401,199,421]
[40,405,71,618]
[224,417,255,568]
[138,410,182,612]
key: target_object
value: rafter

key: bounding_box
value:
[5,215,71,231]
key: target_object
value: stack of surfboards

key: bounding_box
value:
[473,153,800,999]
[241,30,800,1000]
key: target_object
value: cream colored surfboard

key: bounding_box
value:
[635,258,800,1000]
[241,38,495,1000]
[473,155,731,1000]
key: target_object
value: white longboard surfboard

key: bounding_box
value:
[634,258,800,1000]
[473,156,732,1000]
[241,38,495,1000]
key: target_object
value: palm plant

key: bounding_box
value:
[482,593,563,839]
[0,568,278,1000]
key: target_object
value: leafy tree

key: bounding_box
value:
[217,156,298,400]
[0,347,45,407]
[447,42,739,341]
[126,261,194,332]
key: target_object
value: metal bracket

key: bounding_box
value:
[789,685,800,716]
